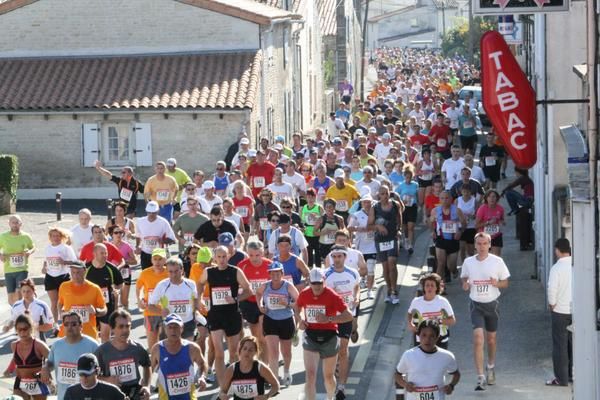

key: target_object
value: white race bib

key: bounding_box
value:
[324,232,336,244]
[166,372,191,396]
[407,385,439,400]
[463,121,473,128]
[250,279,267,293]
[485,156,496,166]
[231,379,258,399]
[259,218,269,230]
[339,290,354,307]
[401,195,415,207]
[211,287,232,306]
[253,176,266,188]
[421,172,433,181]
[9,253,26,268]
[71,305,90,323]
[120,266,130,280]
[379,240,394,251]
[19,378,42,395]
[169,300,191,319]
[109,358,137,383]
[436,139,447,148]
[441,221,457,234]
[184,233,194,246]
[306,213,318,225]
[336,200,349,212]
[101,287,111,304]
[143,236,160,250]
[120,188,133,202]
[305,304,326,323]
[57,361,78,385]
[46,256,63,273]
[236,206,249,218]
[156,190,170,201]
[484,224,500,235]
[267,293,288,310]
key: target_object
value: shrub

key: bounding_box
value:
[0,154,19,202]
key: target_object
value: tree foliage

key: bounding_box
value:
[441,17,497,65]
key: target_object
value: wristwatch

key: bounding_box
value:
[328,316,333,322]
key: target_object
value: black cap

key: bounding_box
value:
[77,353,99,376]
[279,214,291,224]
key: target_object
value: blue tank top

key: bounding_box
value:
[274,254,303,286]
[272,228,301,257]
[158,340,195,400]
[263,280,294,320]
[436,204,459,240]
[313,176,332,192]
[214,174,230,191]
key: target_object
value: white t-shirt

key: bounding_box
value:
[44,243,77,277]
[409,109,426,122]
[225,213,243,232]
[355,179,381,198]
[446,108,461,129]
[11,299,54,332]
[407,295,455,340]
[457,196,476,229]
[148,278,198,323]
[70,224,93,254]
[282,172,307,197]
[136,216,177,254]
[396,346,458,400]
[348,210,376,254]
[267,182,295,206]
[374,143,392,164]
[460,253,511,303]
[324,266,360,314]
[470,165,486,184]
[441,158,465,190]
[267,227,308,257]
[199,195,223,214]
[325,248,362,271]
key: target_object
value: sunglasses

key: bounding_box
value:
[63,322,80,327]
[310,282,323,286]
[113,231,124,235]
[271,219,280,223]
[216,168,224,171]
[302,169,311,172]
[281,206,292,209]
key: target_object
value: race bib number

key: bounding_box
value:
[120,188,133,202]
[101,287,111,304]
[253,176,266,188]
[70,305,90,323]
[184,233,194,246]
[166,372,191,396]
[267,293,288,310]
[407,385,439,400]
[211,287,232,306]
[366,231,375,241]
[463,121,473,128]
[324,233,336,244]
[143,236,160,250]
[421,172,433,181]
[401,195,415,207]
[306,213,318,225]
[156,190,170,201]
[436,139,447,148]
[484,224,500,235]
[274,192,286,203]
[236,206,249,218]
[57,361,78,385]
[19,378,42,395]
[202,296,211,312]
[231,379,258,399]
[339,291,354,307]
[109,358,136,383]
[485,156,496,166]
[259,218,269,230]
[305,304,326,323]
[250,279,267,293]
[47,256,63,273]
[120,266,130,279]
[169,300,190,318]
[9,253,25,268]
[441,222,457,234]
[379,240,394,251]
[336,200,349,212]
[472,279,493,301]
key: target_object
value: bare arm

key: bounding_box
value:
[236,268,253,303]
[94,160,113,179]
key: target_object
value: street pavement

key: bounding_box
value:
[0,177,572,399]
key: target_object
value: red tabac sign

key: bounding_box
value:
[481,31,537,169]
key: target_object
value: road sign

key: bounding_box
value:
[475,0,569,15]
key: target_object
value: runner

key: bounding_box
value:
[95,310,151,400]
[64,353,126,399]
[267,168,294,206]
[200,181,224,214]
[194,206,243,248]
[246,150,276,199]
[136,248,170,349]
[255,261,299,387]
[449,167,484,201]
[475,190,505,256]
[84,243,124,343]
[348,193,378,299]
[294,268,353,400]
[42,227,76,336]
[369,185,403,304]
[69,208,93,255]
[218,336,281,400]
[323,246,360,400]
[108,225,137,309]
[396,166,419,254]
[440,145,464,191]
[58,260,107,339]
[148,257,200,341]
[0,215,35,305]
[407,273,456,349]
[3,279,54,338]
[105,202,136,241]
[135,201,176,269]
[301,188,324,268]
[461,232,510,391]
[315,199,346,266]
[395,320,460,399]
[253,188,280,243]
[10,314,51,400]
[144,161,179,223]
[431,191,466,285]
[223,198,246,238]
[173,196,208,253]
[311,163,334,205]
[238,241,272,363]
[326,169,360,222]
[456,185,478,264]
[197,246,252,385]
[94,161,144,217]
[40,311,99,400]
[416,148,435,206]
[232,181,255,242]
[213,160,230,198]
[266,213,309,262]
[79,224,124,267]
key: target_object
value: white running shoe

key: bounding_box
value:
[367,289,375,299]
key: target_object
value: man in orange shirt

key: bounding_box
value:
[58,260,107,339]
[135,248,169,348]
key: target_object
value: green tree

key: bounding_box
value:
[441,17,496,66]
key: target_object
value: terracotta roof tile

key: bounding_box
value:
[316,0,336,37]
[0,51,262,111]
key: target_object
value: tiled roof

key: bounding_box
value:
[316,0,336,37]
[431,0,459,8]
[0,52,262,111]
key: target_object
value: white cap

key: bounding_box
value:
[360,193,373,202]
[309,268,324,283]
[274,143,284,151]
[355,129,364,135]
[334,168,345,179]
[248,149,257,157]
[202,181,215,190]
[240,138,250,145]
[368,127,377,133]
[383,133,392,140]
[166,158,176,166]
[145,201,159,213]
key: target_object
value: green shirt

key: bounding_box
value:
[0,231,34,273]
[172,213,208,252]
[166,167,192,202]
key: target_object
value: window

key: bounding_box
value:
[103,123,133,166]
[82,122,152,167]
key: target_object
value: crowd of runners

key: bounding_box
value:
[0,47,536,400]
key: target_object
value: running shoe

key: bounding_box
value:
[281,372,293,387]
[408,246,414,255]
[384,294,392,303]
[475,375,487,391]
[292,330,299,347]
[205,370,216,383]
[486,367,496,385]
[367,289,375,299]
[335,388,346,400]
[391,294,400,305]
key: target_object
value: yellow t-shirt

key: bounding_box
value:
[144,175,178,206]
[58,280,106,338]
[326,184,360,212]
[136,267,169,317]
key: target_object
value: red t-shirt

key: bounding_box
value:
[238,258,271,303]
[246,162,276,198]
[296,286,347,331]
[79,240,124,265]
[424,194,441,215]
[410,133,430,147]
[476,204,505,238]
[429,125,452,151]
[233,196,254,225]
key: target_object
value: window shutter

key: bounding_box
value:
[82,123,100,167]
[133,123,153,166]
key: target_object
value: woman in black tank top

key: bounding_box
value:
[219,336,280,399]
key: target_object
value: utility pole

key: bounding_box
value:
[441,0,446,38]
[467,0,474,64]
